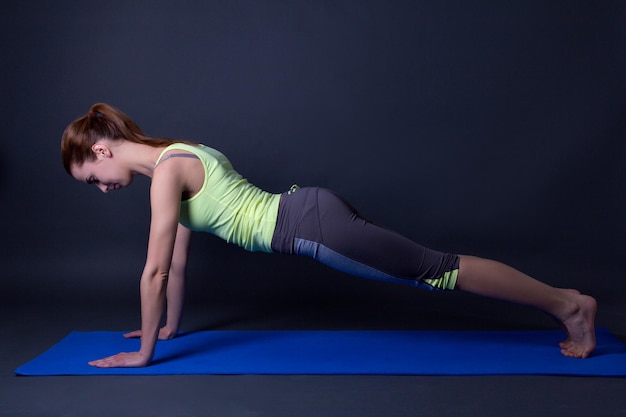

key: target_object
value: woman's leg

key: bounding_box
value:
[282,188,460,289]
[273,188,598,358]
[455,255,597,358]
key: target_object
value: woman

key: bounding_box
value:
[61,103,597,367]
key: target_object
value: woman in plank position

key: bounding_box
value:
[61,103,597,367]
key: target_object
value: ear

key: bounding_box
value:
[91,143,112,160]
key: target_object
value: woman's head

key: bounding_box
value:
[61,103,148,175]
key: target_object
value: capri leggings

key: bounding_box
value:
[270,187,459,290]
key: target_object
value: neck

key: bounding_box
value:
[117,141,167,178]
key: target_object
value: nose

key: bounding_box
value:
[97,184,109,193]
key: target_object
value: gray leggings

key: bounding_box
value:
[270,187,459,290]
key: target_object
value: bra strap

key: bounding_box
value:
[155,153,200,167]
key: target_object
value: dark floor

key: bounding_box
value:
[2,269,626,417]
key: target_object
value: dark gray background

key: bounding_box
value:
[1,2,625,416]
[2,0,624,305]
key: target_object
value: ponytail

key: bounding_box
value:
[61,103,197,175]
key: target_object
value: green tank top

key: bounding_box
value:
[156,143,281,252]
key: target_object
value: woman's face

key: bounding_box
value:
[70,148,133,193]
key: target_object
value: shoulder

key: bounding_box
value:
[152,159,186,188]
[152,145,207,197]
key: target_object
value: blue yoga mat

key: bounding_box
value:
[15,328,626,376]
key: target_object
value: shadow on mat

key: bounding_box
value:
[150,331,283,365]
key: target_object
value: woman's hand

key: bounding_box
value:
[124,326,176,341]
[88,351,150,368]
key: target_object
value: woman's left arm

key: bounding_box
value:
[88,166,184,368]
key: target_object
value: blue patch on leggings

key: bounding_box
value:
[294,238,437,290]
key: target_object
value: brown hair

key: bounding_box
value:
[61,103,197,175]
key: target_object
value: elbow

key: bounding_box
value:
[140,271,169,299]
[142,268,170,286]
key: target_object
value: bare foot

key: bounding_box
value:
[557,292,597,358]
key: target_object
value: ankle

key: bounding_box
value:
[552,291,581,322]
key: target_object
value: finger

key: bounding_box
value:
[88,353,127,367]
[123,330,142,338]
[89,358,112,367]
[88,357,115,367]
